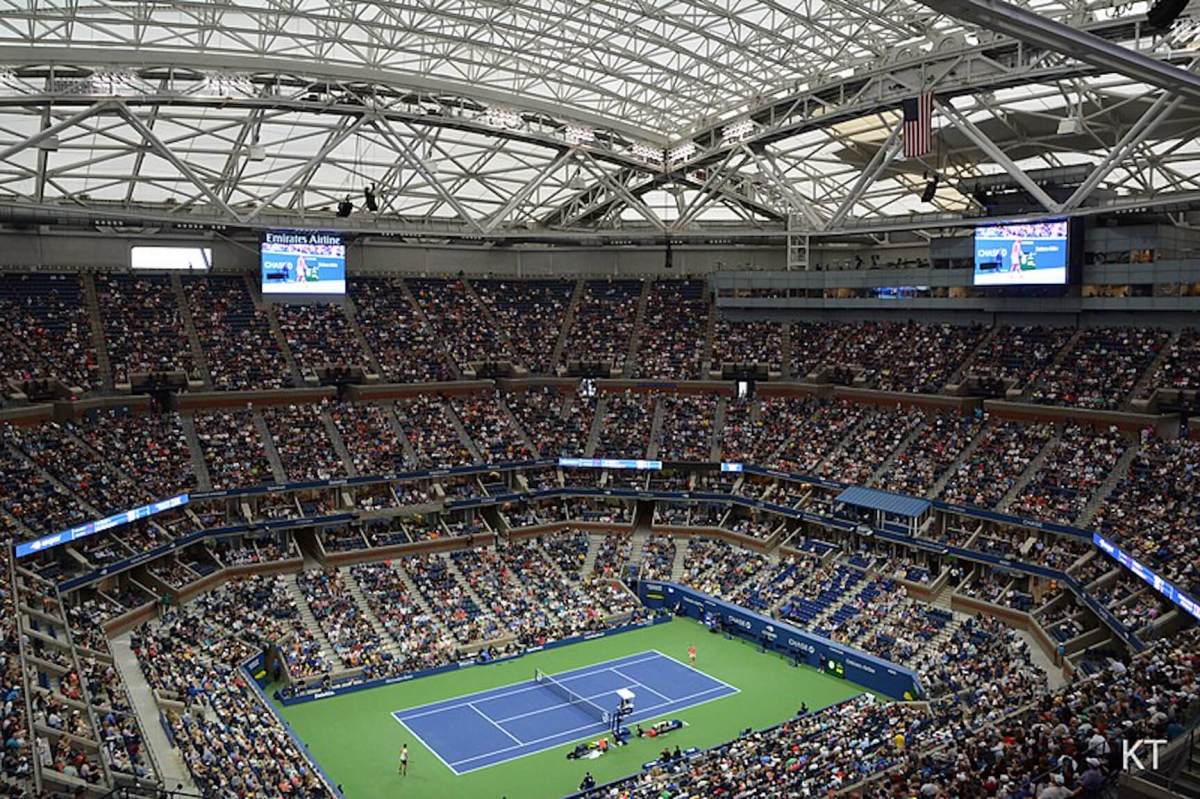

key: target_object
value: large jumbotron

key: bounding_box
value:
[1,2,1199,799]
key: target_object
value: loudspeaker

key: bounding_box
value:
[1147,0,1189,30]
[920,174,939,203]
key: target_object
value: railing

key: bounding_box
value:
[97,786,206,799]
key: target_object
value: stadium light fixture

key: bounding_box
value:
[566,125,594,144]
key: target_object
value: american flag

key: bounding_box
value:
[902,92,933,158]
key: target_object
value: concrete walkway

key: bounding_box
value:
[110,632,200,793]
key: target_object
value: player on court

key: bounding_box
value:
[688,644,697,664]
[399,743,408,776]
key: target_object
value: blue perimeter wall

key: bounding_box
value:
[638,581,923,701]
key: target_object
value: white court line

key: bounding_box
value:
[448,683,735,771]
[391,714,461,776]
[394,651,664,721]
[608,666,671,703]
[467,702,523,745]
[648,648,741,693]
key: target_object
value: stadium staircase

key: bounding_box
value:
[318,407,357,477]
[583,395,608,457]
[283,574,341,669]
[550,278,585,368]
[1015,328,1085,399]
[946,324,998,386]
[1128,327,1181,404]
[399,277,462,379]
[7,440,103,518]
[341,300,384,377]
[927,419,991,499]
[382,401,421,467]
[709,397,726,461]
[170,274,213,388]
[497,394,538,454]
[394,561,435,615]
[461,278,519,359]
[779,322,793,380]
[581,534,605,578]
[81,272,114,390]
[444,553,490,613]
[866,418,929,487]
[109,633,200,794]
[442,399,485,462]
[698,299,717,378]
[1074,440,1140,528]
[645,397,666,460]
[251,410,289,483]
[998,429,1062,511]
[342,565,399,656]
[248,275,306,386]
[177,413,213,492]
[621,279,652,378]
[668,538,688,582]
[815,411,871,473]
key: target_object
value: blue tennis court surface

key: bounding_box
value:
[392,650,738,774]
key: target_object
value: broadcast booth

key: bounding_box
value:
[833,486,931,537]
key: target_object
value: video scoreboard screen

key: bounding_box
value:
[261,230,346,295]
[973,219,1069,286]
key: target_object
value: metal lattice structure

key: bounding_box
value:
[0,0,1198,240]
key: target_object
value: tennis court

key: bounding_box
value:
[392,649,738,774]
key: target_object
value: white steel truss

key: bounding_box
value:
[0,1,1197,240]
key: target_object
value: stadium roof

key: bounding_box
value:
[0,1,1199,241]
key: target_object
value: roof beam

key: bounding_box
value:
[917,0,1200,104]
[937,99,1062,215]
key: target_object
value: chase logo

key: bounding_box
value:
[726,616,753,631]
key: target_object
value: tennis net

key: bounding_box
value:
[534,668,610,724]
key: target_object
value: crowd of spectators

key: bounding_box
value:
[407,279,503,370]
[0,425,92,537]
[711,318,784,373]
[775,399,871,473]
[329,402,409,475]
[596,391,656,458]
[873,626,1200,799]
[874,412,985,497]
[968,325,1075,390]
[657,395,715,461]
[590,693,932,797]
[76,408,194,500]
[560,280,641,372]
[1008,425,1128,525]
[296,570,391,673]
[185,275,289,389]
[633,280,708,379]
[273,303,367,373]
[349,277,456,382]
[939,418,1055,508]
[1024,326,1169,409]
[396,395,474,468]
[506,387,595,458]
[472,279,572,374]
[0,543,32,788]
[1091,435,1200,597]
[0,272,99,391]
[95,274,194,385]
[819,404,926,485]
[450,391,535,462]
[194,409,275,489]
[680,537,771,598]
[1140,326,1200,394]
[721,396,815,464]
[261,403,346,482]
[350,562,453,672]
[129,576,334,797]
